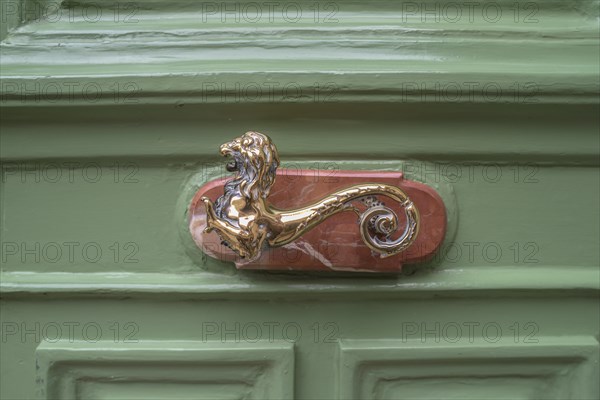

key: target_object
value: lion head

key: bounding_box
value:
[220,131,280,201]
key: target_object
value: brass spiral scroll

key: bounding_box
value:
[201,131,420,262]
[356,186,420,258]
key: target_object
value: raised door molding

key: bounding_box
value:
[1,0,598,105]
[36,340,294,400]
[337,337,599,400]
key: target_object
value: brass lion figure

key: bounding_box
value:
[202,131,419,261]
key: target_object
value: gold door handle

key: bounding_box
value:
[200,131,420,262]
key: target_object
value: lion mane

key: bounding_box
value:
[214,131,280,226]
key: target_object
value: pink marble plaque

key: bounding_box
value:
[189,169,446,272]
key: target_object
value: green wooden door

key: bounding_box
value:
[1,0,599,399]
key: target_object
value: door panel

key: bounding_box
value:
[338,338,599,400]
[36,341,294,400]
[1,0,599,398]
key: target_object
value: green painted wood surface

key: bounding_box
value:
[0,0,599,399]
[1,0,599,105]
